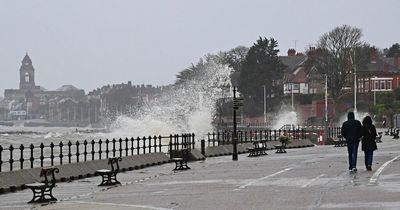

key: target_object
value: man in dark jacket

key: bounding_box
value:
[341,112,362,172]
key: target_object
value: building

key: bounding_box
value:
[3,53,86,121]
[281,49,324,95]
[356,50,400,93]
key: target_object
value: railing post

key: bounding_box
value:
[9,145,14,171]
[192,133,195,149]
[67,141,72,164]
[112,138,116,157]
[19,144,24,170]
[118,138,123,157]
[148,136,152,153]
[130,137,134,155]
[153,135,157,153]
[59,142,63,165]
[269,130,272,141]
[90,139,95,160]
[212,132,216,147]
[50,142,54,166]
[40,143,44,167]
[158,135,162,153]
[67,141,72,163]
[0,145,2,172]
[136,137,140,155]
[125,138,129,156]
[105,139,110,158]
[143,136,147,154]
[201,139,205,156]
[76,141,80,163]
[99,139,103,160]
[84,140,88,161]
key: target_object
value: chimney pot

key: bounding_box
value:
[370,48,377,63]
[288,49,296,56]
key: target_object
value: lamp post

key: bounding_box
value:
[263,85,267,124]
[324,74,328,143]
[232,86,238,161]
[291,83,294,112]
[353,51,357,113]
[374,87,376,105]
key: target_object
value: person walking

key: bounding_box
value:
[341,112,362,172]
[361,116,378,171]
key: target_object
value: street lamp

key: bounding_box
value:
[324,74,328,144]
[232,86,238,161]
[353,51,357,113]
[291,83,294,112]
[263,85,267,125]
[372,76,378,105]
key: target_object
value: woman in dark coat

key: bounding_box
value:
[361,116,378,171]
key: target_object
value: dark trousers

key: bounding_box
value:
[347,142,359,169]
[364,150,374,167]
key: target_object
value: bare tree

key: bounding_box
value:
[307,25,363,116]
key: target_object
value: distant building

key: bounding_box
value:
[3,53,86,121]
[1,53,168,124]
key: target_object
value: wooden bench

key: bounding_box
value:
[172,148,191,170]
[25,167,59,203]
[384,128,390,136]
[247,140,268,157]
[274,143,287,153]
[393,130,399,139]
[96,157,122,186]
[333,136,347,147]
[376,132,382,143]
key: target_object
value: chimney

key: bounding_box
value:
[394,53,399,69]
[384,63,388,73]
[383,48,389,57]
[370,48,377,63]
[288,49,296,56]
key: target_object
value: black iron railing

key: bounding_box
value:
[0,133,195,172]
[207,129,307,146]
[327,127,341,138]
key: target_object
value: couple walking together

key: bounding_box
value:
[341,112,377,172]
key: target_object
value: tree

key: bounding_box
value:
[306,25,363,116]
[386,43,400,57]
[238,37,285,116]
[220,46,249,71]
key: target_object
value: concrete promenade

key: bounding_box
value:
[1,130,400,210]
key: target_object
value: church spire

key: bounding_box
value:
[22,53,32,66]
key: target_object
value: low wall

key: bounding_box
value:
[0,152,170,194]
[205,139,314,157]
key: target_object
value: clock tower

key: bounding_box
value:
[19,53,36,90]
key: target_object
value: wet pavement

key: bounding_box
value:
[1,130,400,210]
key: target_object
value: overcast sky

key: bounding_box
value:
[0,0,399,96]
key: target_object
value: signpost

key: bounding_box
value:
[232,87,243,161]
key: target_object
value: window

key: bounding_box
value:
[374,81,379,90]
[25,72,29,83]
[381,81,385,90]
[388,81,392,90]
